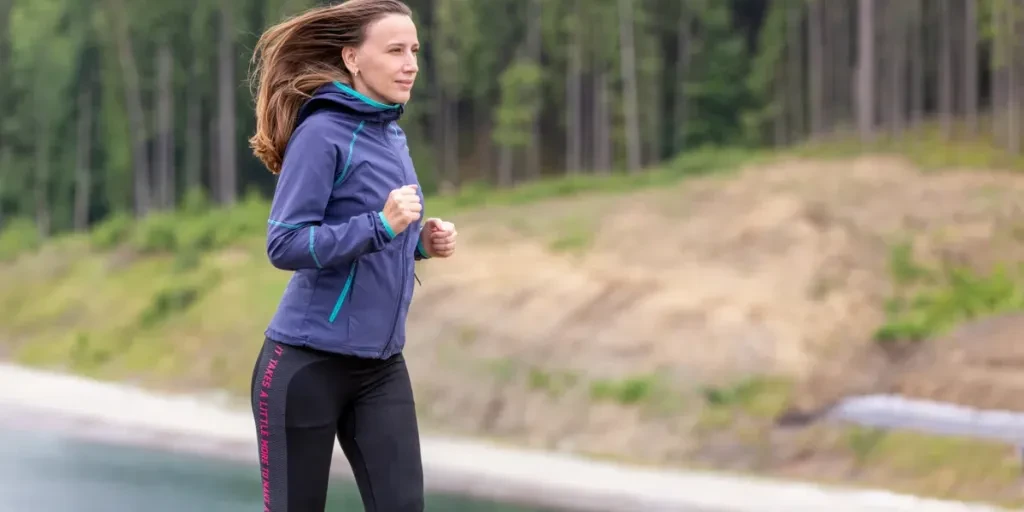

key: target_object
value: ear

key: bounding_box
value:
[341,46,359,76]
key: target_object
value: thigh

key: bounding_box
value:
[337,354,424,512]
[252,339,346,512]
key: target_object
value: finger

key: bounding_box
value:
[397,192,421,203]
[432,241,456,252]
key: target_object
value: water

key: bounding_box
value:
[0,427,551,512]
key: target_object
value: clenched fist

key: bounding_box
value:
[421,217,457,258]
[382,185,422,235]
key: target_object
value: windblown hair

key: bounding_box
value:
[248,0,412,174]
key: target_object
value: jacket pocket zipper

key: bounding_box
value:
[328,261,358,323]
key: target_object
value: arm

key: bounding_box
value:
[414,238,430,260]
[266,116,395,271]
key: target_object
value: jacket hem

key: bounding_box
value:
[264,327,402,360]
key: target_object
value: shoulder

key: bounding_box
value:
[291,111,358,142]
[287,112,365,158]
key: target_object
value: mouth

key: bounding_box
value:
[395,79,414,89]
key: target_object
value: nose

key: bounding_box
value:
[404,52,418,73]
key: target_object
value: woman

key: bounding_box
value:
[246,1,456,510]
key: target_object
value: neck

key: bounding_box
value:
[350,77,394,107]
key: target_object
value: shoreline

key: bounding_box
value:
[0,362,1007,512]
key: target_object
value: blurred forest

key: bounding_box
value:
[0,0,1017,238]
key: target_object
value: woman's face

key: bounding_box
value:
[347,14,419,105]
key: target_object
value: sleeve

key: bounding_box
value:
[415,237,430,260]
[265,116,397,271]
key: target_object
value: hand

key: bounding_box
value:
[421,218,457,258]
[382,185,422,235]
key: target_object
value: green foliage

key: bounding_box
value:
[88,191,268,256]
[845,427,887,468]
[89,212,134,250]
[744,0,789,145]
[526,367,579,398]
[876,243,1024,343]
[590,375,658,405]
[700,376,793,419]
[492,59,543,150]
[683,1,755,147]
[0,147,758,266]
[428,146,759,214]
[138,283,201,328]
[888,242,933,285]
[0,216,41,261]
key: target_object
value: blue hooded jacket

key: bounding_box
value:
[263,81,430,359]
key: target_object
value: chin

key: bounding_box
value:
[386,90,412,105]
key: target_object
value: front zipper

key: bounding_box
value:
[381,121,413,356]
[328,261,358,323]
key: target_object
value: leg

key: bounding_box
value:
[337,354,424,512]
[251,339,346,511]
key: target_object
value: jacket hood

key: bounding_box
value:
[296,81,405,125]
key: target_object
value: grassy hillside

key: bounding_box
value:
[4,142,1024,507]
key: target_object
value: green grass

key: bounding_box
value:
[839,426,1021,501]
[874,242,1024,344]
[791,120,1024,172]
[697,376,795,430]
[424,146,761,215]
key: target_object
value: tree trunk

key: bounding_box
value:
[526,0,542,181]
[787,3,804,143]
[619,0,642,172]
[962,0,978,134]
[217,0,237,205]
[595,69,612,173]
[887,0,906,136]
[1010,3,1020,154]
[674,5,690,151]
[566,0,582,174]
[910,0,925,127]
[809,0,825,138]
[938,0,953,138]
[74,86,93,231]
[185,83,203,195]
[857,0,875,142]
[105,0,151,216]
[34,102,51,237]
[156,42,175,209]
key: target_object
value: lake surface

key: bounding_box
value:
[0,426,552,512]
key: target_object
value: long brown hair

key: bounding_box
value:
[248,0,413,174]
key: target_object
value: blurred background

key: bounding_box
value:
[3,0,1024,510]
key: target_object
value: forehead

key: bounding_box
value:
[364,14,418,45]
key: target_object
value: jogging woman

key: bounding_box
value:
[246,1,455,510]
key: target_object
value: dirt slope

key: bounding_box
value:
[409,154,1024,386]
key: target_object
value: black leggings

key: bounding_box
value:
[250,337,424,511]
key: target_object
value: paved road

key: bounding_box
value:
[830,394,1024,445]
